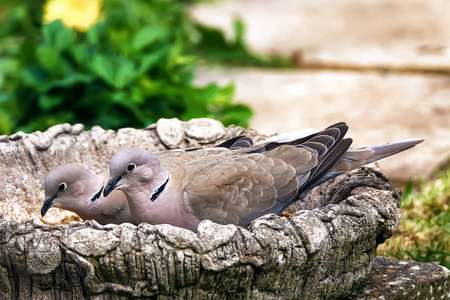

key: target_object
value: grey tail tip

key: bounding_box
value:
[376,137,424,150]
[408,137,425,144]
[373,137,424,155]
[401,138,425,148]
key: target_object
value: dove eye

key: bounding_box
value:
[126,163,137,173]
[58,182,67,191]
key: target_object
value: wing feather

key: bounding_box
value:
[182,145,318,225]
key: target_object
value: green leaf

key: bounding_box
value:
[173,54,197,67]
[137,47,168,75]
[132,26,167,52]
[85,22,104,45]
[0,92,11,104]
[70,44,89,65]
[219,103,253,127]
[114,58,136,89]
[91,55,136,89]
[198,84,220,104]
[139,77,166,96]
[0,112,14,135]
[38,94,64,111]
[215,83,235,104]
[0,58,17,89]
[111,91,148,124]
[90,55,115,87]
[130,86,145,105]
[45,73,93,91]
[42,20,76,52]
[36,46,60,73]
[21,66,47,89]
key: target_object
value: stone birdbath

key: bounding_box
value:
[0,118,403,299]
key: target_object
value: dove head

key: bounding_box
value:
[42,164,103,217]
[104,148,167,197]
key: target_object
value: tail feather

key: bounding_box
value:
[238,125,423,219]
[333,138,424,172]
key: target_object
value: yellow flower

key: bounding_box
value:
[43,0,101,31]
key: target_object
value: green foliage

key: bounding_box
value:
[378,170,450,269]
[0,0,252,135]
[195,19,296,68]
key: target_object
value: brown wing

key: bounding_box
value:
[183,145,317,225]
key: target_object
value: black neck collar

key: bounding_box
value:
[150,176,169,202]
[90,187,104,202]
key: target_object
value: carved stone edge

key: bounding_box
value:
[0,166,401,299]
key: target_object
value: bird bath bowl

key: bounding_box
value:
[0,118,401,299]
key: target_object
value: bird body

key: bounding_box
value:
[40,137,251,226]
[104,122,423,231]
[43,122,423,230]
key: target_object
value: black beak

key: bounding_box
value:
[41,196,56,216]
[104,176,121,197]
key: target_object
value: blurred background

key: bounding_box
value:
[0,0,448,268]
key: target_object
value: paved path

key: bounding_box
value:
[191,0,450,71]
[192,0,450,182]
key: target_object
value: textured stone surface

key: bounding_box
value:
[61,228,120,257]
[26,234,61,275]
[346,256,450,300]
[156,118,185,148]
[185,118,226,143]
[0,118,404,299]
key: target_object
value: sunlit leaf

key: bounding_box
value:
[132,26,167,52]
[90,54,115,87]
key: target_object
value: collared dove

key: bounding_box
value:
[103,122,423,231]
[40,137,253,225]
[41,164,137,225]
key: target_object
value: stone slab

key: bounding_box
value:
[195,68,450,182]
[349,256,450,300]
[191,0,450,71]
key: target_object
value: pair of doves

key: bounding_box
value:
[41,122,423,231]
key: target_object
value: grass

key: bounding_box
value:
[377,170,450,269]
